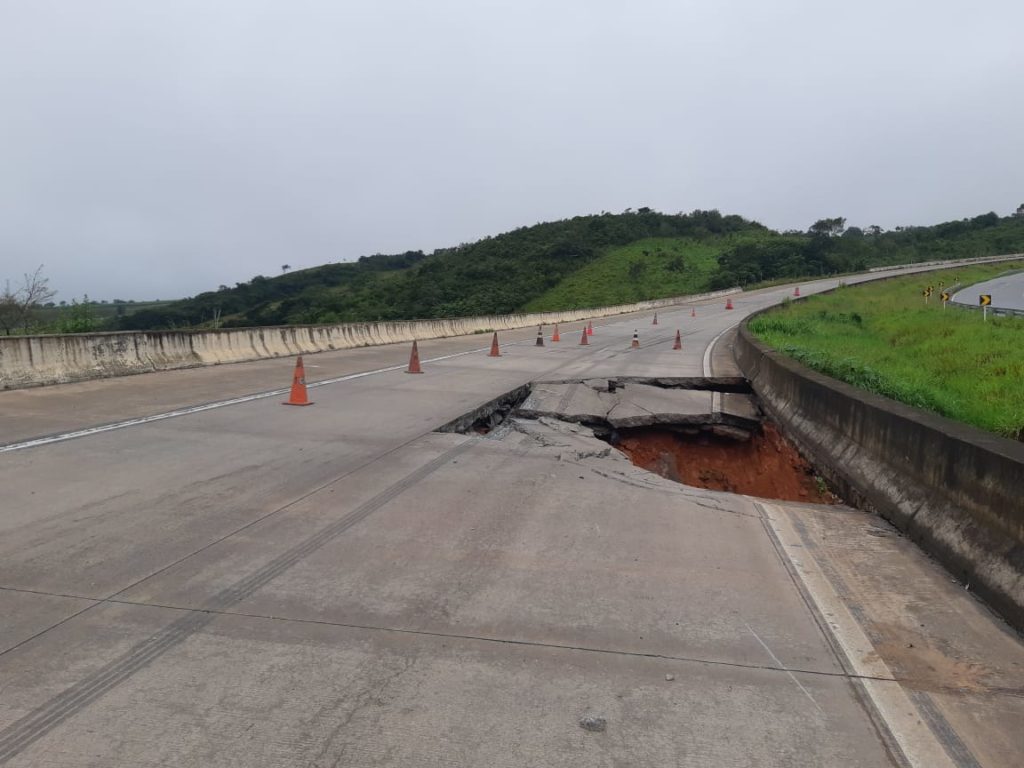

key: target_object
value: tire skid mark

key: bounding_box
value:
[0,438,476,764]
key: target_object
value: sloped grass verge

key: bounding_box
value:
[748,262,1024,440]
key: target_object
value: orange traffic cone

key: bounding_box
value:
[406,340,423,374]
[535,326,545,346]
[489,332,501,357]
[579,327,589,345]
[282,356,313,406]
[725,298,734,310]
[631,330,640,349]
[691,307,696,318]
[587,321,594,336]
[793,286,800,297]
[673,330,682,350]
[552,323,560,342]
[652,312,658,325]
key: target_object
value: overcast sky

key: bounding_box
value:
[2,1,1022,301]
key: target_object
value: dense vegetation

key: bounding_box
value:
[6,207,1024,334]
[708,212,1024,289]
[748,261,1024,440]
[119,209,758,330]
[523,233,773,311]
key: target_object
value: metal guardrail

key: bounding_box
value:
[867,253,1024,273]
[950,302,1024,318]
[949,266,1024,317]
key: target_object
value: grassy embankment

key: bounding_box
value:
[522,233,775,312]
[748,262,1024,440]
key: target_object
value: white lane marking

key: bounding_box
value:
[702,321,741,377]
[703,320,741,413]
[744,621,824,715]
[759,502,958,768]
[0,344,499,454]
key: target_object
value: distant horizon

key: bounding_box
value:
[24,203,1023,304]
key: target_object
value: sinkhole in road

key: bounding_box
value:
[437,378,840,504]
[610,423,840,503]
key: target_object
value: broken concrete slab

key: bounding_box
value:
[519,380,719,429]
[509,416,633,465]
[517,381,613,424]
[718,392,761,426]
[710,424,754,441]
[605,384,713,429]
[517,380,750,432]
[532,375,752,393]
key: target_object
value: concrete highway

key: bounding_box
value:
[952,270,1024,312]
[1,266,1022,767]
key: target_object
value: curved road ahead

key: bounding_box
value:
[1,260,1022,767]
[952,270,1024,311]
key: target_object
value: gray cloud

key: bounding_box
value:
[1,0,1022,300]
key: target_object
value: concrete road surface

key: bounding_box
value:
[952,270,1024,311]
[1,265,1022,767]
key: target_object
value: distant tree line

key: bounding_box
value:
[9,208,1023,336]
[117,209,757,330]
[706,211,1019,289]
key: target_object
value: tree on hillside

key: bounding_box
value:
[281,264,291,273]
[0,266,57,334]
[809,217,846,237]
[0,282,19,335]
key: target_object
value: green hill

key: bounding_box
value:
[523,233,781,311]
[112,208,1024,331]
[119,209,759,329]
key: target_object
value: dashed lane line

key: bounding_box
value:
[0,344,510,454]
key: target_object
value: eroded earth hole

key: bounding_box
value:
[440,377,841,504]
[610,423,839,503]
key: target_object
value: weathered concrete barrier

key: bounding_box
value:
[0,288,740,389]
[735,321,1024,632]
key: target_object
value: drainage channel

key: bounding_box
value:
[437,377,839,504]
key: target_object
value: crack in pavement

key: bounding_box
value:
[8,584,1013,701]
[16,593,902,684]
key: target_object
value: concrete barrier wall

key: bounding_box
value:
[0,288,740,390]
[735,322,1024,631]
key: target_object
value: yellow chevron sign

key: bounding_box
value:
[941,292,950,302]
[980,294,992,306]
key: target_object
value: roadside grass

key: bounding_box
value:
[522,233,774,312]
[748,262,1024,440]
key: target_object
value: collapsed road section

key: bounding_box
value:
[440,377,837,504]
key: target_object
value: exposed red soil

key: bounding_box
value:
[615,422,839,503]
